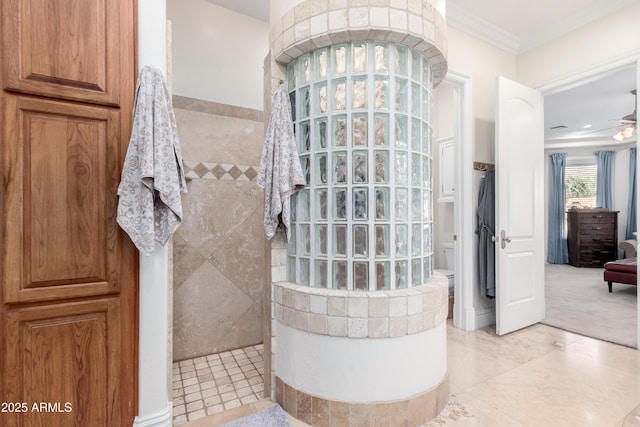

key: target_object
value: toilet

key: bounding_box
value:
[438,242,455,296]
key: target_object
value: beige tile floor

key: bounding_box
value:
[174,322,640,427]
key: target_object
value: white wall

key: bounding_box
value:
[166,0,269,110]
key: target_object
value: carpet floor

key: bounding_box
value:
[543,263,637,348]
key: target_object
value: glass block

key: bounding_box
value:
[333,78,347,111]
[423,190,432,221]
[353,115,367,146]
[287,62,295,91]
[300,224,310,255]
[423,88,430,121]
[333,261,347,289]
[394,45,408,76]
[289,91,296,122]
[412,258,422,286]
[375,187,389,220]
[375,151,388,183]
[316,118,327,149]
[334,188,347,219]
[352,41,368,73]
[299,86,310,119]
[395,114,408,147]
[317,225,327,255]
[299,121,310,152]
[300,258,310,285]
[412,153,421,185]
[333,115,347,147]
[412,189,421,221]
[395,188,408,221]
[395,78,408,112]
[395,224,408,256]
[301,155,311,185]
[299,54,311,84]
[422,124,431,155]
[317,189,327,220]
[290,192,297,221]
[333,152,347,184]
[374,114,388,146]
[353,151,368,183]
[315,48,328,80]
[288,224,296,253]
[411,83,421,117]
[353,188,368,220]
[395,260,408,289]
[423,60,431,87]
[395,151,408,185]
[423,224,431,253]
[423,256,432,282]
[332,44,348,75]
[412,223,421,254]
[298,189,310,220]
[374,78,389,109]
[374,43,388,72]
[354,262,369,290]
[315,260,327,288]
[334,225,347,256]
[422,157,430,187]
[375,225,389,257]
[411,51,421,81]
[315,83,327,114]
[288,256,297,282]
[411,118,421,151]
[376,262,390,290]
[353,77,367,109]
[354,224,368,256]
[316,154,327,184]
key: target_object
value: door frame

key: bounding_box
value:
[533,49,640,349]
[442,70,476,331]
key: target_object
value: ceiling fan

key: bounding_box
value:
[613,89,636,141]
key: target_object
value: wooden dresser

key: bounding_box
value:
[567,209,619,267]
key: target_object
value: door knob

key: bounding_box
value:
[500,230,511,249]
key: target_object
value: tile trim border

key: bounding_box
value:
[173,95,264,122]
[182,160,259,182]
[273,272,449,338]
[275,374,449,426]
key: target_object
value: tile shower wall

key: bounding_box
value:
[173,95,266,361]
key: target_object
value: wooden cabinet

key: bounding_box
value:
[1,1,137,426]
[567,209,618,268]
[438,137,454,203]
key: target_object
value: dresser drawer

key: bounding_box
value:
[579,223,615,235]
[579,214,616,224]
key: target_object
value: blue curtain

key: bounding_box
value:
[626,147,636,240]
[547,153,568,264]
[596,151,615,209]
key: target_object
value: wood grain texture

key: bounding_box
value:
[2,0,121,106]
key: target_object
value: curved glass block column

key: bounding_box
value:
[287,41,433,291]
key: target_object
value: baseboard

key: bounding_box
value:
[474,307,496,329]
[132,404,173,427]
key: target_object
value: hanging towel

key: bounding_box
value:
[257,83,306,240]
[476,169,496,299]
[116,65,187,255]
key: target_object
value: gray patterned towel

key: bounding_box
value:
[117,66,187,255]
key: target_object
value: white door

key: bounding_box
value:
[495,76,545,335]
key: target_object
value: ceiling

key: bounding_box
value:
[203,0,638,146]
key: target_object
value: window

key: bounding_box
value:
[565,161,597,210]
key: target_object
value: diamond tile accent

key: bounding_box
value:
[227,166,243,180]
[193,163,209,178]
[212,164,228,179]
[182,160,259,182]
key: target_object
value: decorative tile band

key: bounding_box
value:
[273,272,449,338]
[275,374,449,426]
[183,160,259,182]
[269,0,448,85]
[173,95,263,122]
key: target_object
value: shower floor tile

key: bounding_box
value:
[172,344,264,425]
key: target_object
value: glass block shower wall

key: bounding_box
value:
[287,41,434,291]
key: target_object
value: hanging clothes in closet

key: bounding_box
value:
[476,168,496,299]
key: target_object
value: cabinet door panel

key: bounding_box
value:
[2,95,120,303]
[2,0,120,105]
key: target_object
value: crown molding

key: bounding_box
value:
[446,2,520,55]
[447,0,636,55]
